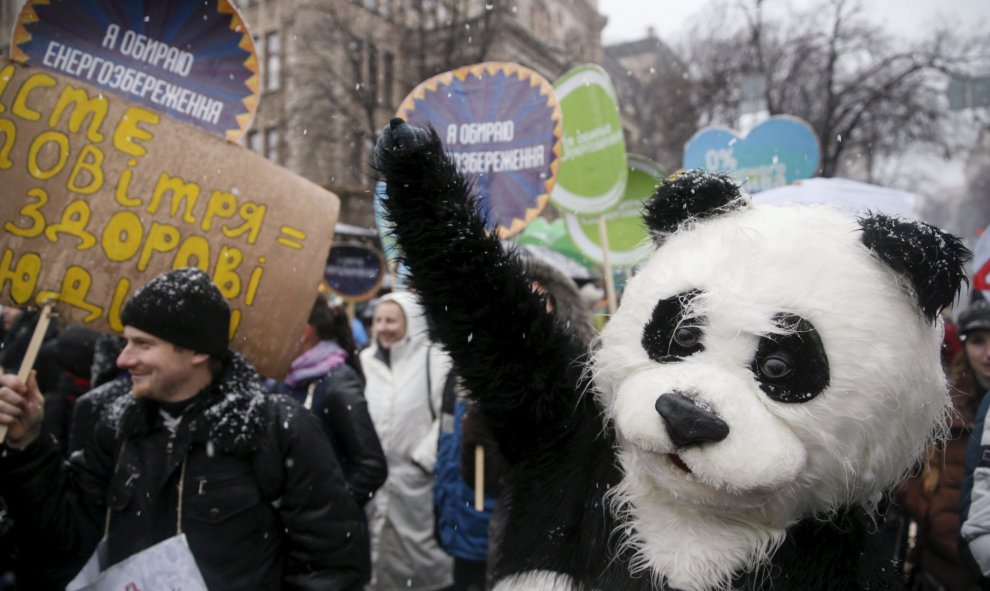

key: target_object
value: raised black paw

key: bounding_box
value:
[373,118,433,173]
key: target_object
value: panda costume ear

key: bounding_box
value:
[859,213,971,323]
[643,169,749,245]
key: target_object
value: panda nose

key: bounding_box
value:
[655,392,730,448]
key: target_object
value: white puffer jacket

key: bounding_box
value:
[360,292,453,591]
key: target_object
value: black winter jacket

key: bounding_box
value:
[68,378,129,456]
[271,364,387,508]
[0,353,368,590]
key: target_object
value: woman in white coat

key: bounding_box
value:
[361,291,453,590]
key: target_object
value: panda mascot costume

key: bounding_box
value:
[373,119,970,590]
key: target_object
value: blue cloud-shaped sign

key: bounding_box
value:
[683,116,821,193]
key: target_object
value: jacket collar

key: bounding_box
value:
[110,352,270,457]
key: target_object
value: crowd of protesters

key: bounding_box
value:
[0,262,989,590]
[0,260,592,590]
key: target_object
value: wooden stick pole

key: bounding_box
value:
[598,215,618,314]
[474,444,485,511]
[0,301,54,444]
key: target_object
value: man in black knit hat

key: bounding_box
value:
[0,268,368,590]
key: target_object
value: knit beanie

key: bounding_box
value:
[120,268,230,357]
[959,299,990,338]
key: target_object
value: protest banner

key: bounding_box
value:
[12,0,259,142]
[550,64,627,214]
[0,59,338,378]
[517,217,596,273]
[683,115,820,193]
[324,243,385,303]
[564,154,663,267]
[395,62,562,238]
[562,154,663,313]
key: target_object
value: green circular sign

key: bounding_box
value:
[564,155,663,267]
[516,217,597,271]
[551,64,627,214]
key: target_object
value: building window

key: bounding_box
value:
[247,130,261,153]
[350,39,364,88]
[264,32,280,92]
[350,131,364,182]
[265,127,280,163]
[565,30,583,61]
[422,0,437,28]
[368,43,379,103]
[531,3,550,39]
[383,51,395,106]
[436,1,450,26]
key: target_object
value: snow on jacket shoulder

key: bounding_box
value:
[0,352,369,591]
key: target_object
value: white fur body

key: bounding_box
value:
[592,203,950,590]
[492,571,580,591]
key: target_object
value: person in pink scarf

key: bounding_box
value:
[270,296,387,509]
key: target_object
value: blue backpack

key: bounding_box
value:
[434,385,497,562]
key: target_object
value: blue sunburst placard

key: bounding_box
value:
[396,62,563,238]
[12,0,260,141]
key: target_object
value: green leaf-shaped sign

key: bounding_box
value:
[551,64,627,214]
[565,155,663,267]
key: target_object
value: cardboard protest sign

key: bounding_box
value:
[551,64,627,214]
[683,115,820,193]
[396,62,562,238]
[0,59,338,378]
[12,0,259,142]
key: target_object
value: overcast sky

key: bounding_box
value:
[600,0,990,44]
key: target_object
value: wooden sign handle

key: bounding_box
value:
[0,301,55,444]
[598,215,618,315]
[474,444,485,511]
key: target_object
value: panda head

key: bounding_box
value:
[595,170,970,520]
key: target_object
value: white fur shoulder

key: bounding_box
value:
[493,571,581,591]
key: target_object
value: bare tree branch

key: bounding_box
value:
[680,0,984,179]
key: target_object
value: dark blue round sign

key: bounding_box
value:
[324,244,385,302]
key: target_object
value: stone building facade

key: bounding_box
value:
[603,28,692,174]
[237,0,607,228]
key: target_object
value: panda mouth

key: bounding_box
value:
[666,453,693,474]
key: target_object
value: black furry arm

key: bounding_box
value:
[373,119,591,462]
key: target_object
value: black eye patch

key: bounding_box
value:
[751,313,829,403]
[641,290,705,363]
